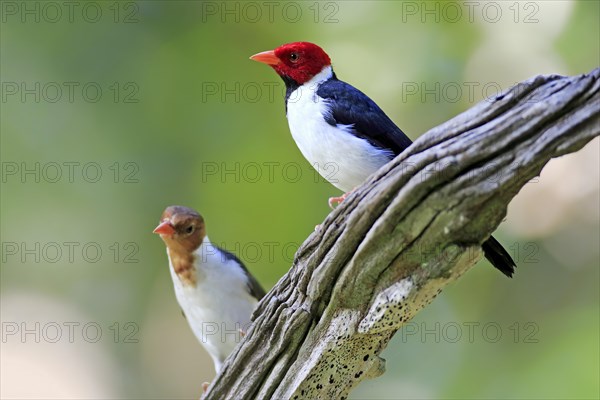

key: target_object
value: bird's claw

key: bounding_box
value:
[200,382,210,399]
[328,194,347,209]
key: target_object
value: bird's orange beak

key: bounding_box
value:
[153,220,175,235]
[249,50,280,66]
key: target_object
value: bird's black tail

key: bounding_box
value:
[482,236,516,278]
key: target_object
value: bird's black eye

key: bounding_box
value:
[289,52,299,62]
[185,225,194,234]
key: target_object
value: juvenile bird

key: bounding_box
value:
[250,42,516,277]
[153,206,265,373]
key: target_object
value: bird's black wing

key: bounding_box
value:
[316,78,413,156]
[218,247,267,300]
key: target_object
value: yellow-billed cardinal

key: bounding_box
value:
[250,42,516,277]
[153,206,265,373]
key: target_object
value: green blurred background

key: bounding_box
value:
[1,1,598,399]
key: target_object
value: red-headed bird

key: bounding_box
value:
[250,42,515,277]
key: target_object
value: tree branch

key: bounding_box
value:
[204,68,600,400]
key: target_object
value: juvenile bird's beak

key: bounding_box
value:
[153,220,176,235]
[250,50,280,66]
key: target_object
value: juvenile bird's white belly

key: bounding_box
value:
[286,69,393,193]
[168,243,258,372]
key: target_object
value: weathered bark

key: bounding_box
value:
[204,68,600,400]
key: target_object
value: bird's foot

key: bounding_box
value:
[239,329,246,339]
[328,193,349,209]
[200,382,210,398]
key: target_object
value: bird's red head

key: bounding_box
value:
[250,42,331,85]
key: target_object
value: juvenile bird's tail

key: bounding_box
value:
[482,236,516,277]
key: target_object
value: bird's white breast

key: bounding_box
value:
[168,237,258,372]
[286,66,393,192]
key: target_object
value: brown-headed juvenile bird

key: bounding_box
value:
[153,206,265,373]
